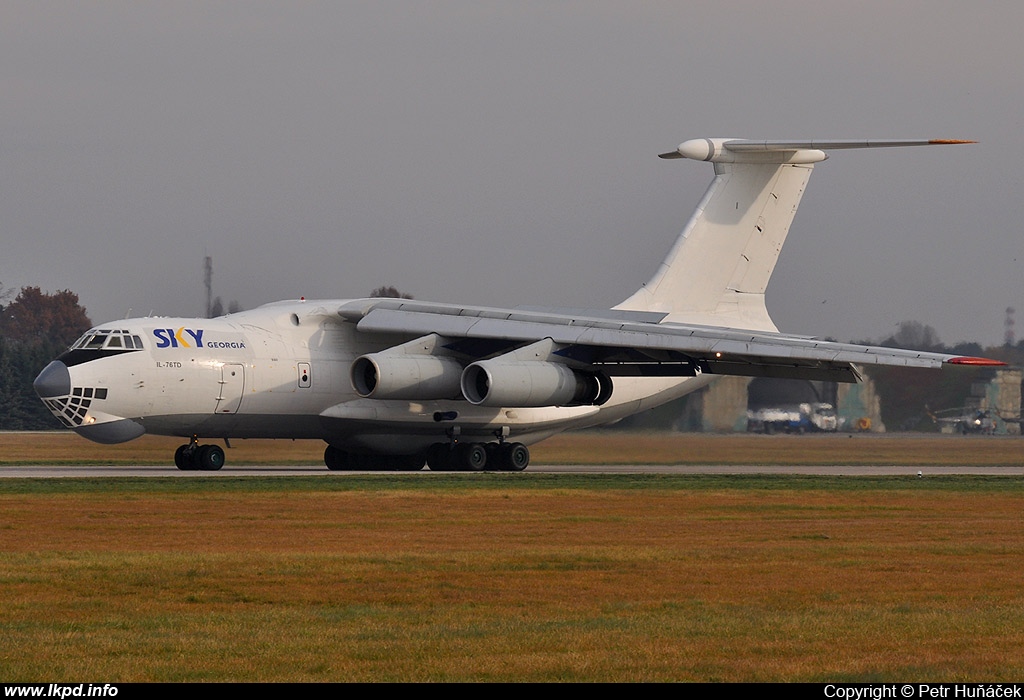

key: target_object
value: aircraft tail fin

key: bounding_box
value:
[615,138,974,331]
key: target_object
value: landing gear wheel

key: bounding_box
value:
[197,444,225,471]
[349,452,389,470]
[174,441,226,471]
[324,445,350,471]
[499,442,530,471]
[174,444,195,470]
[455,443,487,472]
[485,442,501,464]
[426,443,453,471]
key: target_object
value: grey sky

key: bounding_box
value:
[3,1,1022,347]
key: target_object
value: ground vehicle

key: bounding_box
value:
[747,403,839,434]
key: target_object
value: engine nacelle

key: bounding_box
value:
[461,360,612,407]
[351,354,464,400]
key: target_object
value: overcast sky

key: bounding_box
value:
[3,1,1023,347]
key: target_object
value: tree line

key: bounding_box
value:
[0,286,92,429]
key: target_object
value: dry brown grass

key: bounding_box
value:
[3,478,1024,681]
[4,430,1024,680]
[4,430,1024,466]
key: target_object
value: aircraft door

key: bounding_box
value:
[216,363,245,414]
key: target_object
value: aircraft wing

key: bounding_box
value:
[337,299,1002,384]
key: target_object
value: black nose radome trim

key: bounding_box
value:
[34,361,71,398]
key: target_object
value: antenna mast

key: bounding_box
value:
[204,256,213,319]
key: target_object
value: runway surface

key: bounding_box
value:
[3,464,1024,477]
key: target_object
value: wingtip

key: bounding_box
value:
[947,356,1006,366]
[929,139,977,145]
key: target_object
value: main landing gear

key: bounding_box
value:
[323,441,530,472]
[425,441,529,472]
[174,437,226,471]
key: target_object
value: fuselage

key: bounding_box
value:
[34,299,710,455]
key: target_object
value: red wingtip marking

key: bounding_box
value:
[929,139,977,145]
[948,356,1006,366]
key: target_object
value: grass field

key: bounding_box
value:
[2,432,1024,682]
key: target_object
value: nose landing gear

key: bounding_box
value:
[174,437,226,471]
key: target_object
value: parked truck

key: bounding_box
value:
[746,402,839,434]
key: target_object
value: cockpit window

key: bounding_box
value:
[69,330,144,352]
[85,333,107,349]
[60,329,144,368]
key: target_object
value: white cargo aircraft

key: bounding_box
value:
[34,137,1001,471]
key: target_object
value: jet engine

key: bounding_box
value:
[461,359,612,407]
[351,353,464,400]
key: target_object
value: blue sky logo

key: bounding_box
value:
[153,328,204,349]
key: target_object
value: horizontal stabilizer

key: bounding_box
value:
[659,138,976,161]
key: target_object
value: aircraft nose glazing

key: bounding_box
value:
[34,360,72,398]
